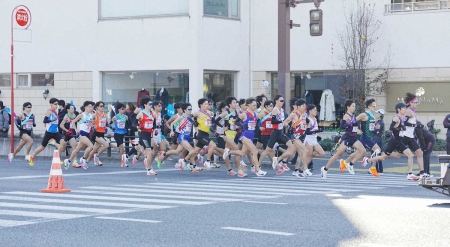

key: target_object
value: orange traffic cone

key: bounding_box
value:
[41,150,71,193]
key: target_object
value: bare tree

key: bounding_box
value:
[337,0,392,110]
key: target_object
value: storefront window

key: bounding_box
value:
[31,73,54,87]
[203,71,235,101]
[99,0,189,19]
[0,74,10,87]
[102,71,189,116]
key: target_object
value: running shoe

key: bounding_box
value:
[369,167,379,177]
[292,170,306,178]
[237,171,248,178]
[197,154,204,165]
[28,156,35,166]
[419,173,433,179]
[303,168,313,176]
[147,168,157,176]
[200,146,209,156]
[228,170,237,176]
[25,155,30,162]
[48,138,56,146]
[255,169,267,177]
[178,159,187,170]
[72,160,81,168]
[272,157,278,170]
[93,153,99,165]
[222,148,230,160]
[187,165,202,173]
[132,155,138,165]
[203,161,212,170]
[339,159,346,172]
[276,168,285,175]
[96,161,103,166]
[211,162,221,168]
[63,159,70,170]
[361,157,369,168]
[280,162,290,171]
[321,166,327,179]
[157,151,164,162]
[80,158,88,170]
[7,153,13,163]
[407,173,419,180]
[121,154,128,168]
[240,160,247,167]
[346,163,355,175]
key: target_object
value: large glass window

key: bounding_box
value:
[102,71,189,116]
[203,71,235,113]
[0,74,10,87]
[31,73,54,87]
[17,74,29,87]
[204,0,240,18]
[99,0,189,19]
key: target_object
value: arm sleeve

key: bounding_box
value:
[214,117,223,128]
[340,120,351,129]
[271,115,282,124]
[389,121,397,132]
[43,116,53,123]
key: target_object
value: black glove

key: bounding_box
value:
[193,117,199,127]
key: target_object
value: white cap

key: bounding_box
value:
[376,109,385,115]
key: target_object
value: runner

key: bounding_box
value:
[8,102,36,163]
[300,104,325,175]
[28,98,67,166]
[320,99,366,178]
[226,97,267,177]
[63,101,95,169]
[220,96,244,173]
[136,96,157,175]
[89,101,110,166]
[59,103,79,165]
[256,100,275,169]
[110,102,129,167]
[362,102,431,179]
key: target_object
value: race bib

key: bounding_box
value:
[266,122,273,129]
[248,121,256,131]
[26,121,33,129]
[399,131,405,137]
[278,123,284,130]
[205,119,212,127]
[352,126,358,132]
[118,121,125,129]
[300,123,307,130]
[69,122,74,129]
[99,118,107,127]
[369,123,375,131]
[230,123,236,130]
[144,121,153,129]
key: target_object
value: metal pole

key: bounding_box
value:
[10,8,15,153]
[278,0,291,114]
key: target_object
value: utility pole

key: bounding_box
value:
[278,0,323,114]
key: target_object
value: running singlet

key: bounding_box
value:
[173,113,182,133]
[260,110,273,136]
[197,110,213,133]
[139,110,154,133]
[343,113,358,137]
[94,112,107,133]
[361,111,376,138]
[64,113,76,136]
[392,115,405,139]
[79,113,93,133]
[114,114,127,134]
[307,117,319,137]
[404,108,416,138]
[240,111,257,140]
[272,108,285,130]
[46,110,59,133]
[20,112,35,130]
[293,112,307,135]
[177,115,193,135]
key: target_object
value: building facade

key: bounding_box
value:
[1,0,449,138]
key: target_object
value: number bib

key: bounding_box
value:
[69,122,74,129]
[99,118,107,127]
[266,122,272,128]
[248,121,256,131]
[278,123,284,130]
[118,121,125,129]
[205,119,212,127]
[399,131,405,137]
[369,123,375,131]
[352,126,358,132]
[230,123,236,130]
[144,121,153,129]
[26,121,33,129]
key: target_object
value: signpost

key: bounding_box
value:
[11,5,32,152]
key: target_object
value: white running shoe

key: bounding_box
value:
[407,173,419,180]
[303,168,313,177]
[178,159,187,170]
[292,170,306,178]
[80,158,88,170]
[255,169,267,177]
[25,155,30,162]
[121,154,128,168]
[223,148,230,160]
[237,171,248,178]
[346,163,355,175]
[214,154,219,164]
[321,166,327,179]
[132,155,137,165]
[203,161,211,170]
[63,159,70,170]
[419,173,433,180]
[240,160,247,167]
[7,153,13,163]
[197,154,204,164]
[93,153,99,165]
[272,157,278,170]
[146,168,157,176]
[361,157,369,168]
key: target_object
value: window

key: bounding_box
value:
[203,72,235,113]
[99,0,189,19]
[31,73,54,87]
[17,74,29,87]
[102,71,189,116]
[204,0,240,18]
[0,74,11,87]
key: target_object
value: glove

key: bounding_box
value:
[306,118,310,124]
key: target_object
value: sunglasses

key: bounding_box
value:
[208,103,213,106]
[413,100,419,104]
[120,108,125,110]
[26,106,32,108]
[187,108,192,111]
[99,105,104,107]
[147,103,153,106]
[279,100,284,102]
[52,103,58,105]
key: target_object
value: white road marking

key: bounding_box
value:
[221,227,295,236]
[0,219,37,227]
[242,201,289,205]
[0,209,89,219]
[95,217,161,223]
[0,202,132,214]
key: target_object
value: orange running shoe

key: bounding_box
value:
[339,159,346,172]
[369,167,379,177]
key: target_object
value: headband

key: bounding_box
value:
[410,97,418,103]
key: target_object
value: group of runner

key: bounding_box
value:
[7,92,432,180]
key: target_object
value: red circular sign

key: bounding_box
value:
[15,9,29,27]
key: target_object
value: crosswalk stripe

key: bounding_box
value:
[0,202,132,214]
[141,182,363,193]
[0,209,89,219]
[82,186,279,199]
[249,176,416,186]
[5,191,214,206]
[71,190,240,202]
[0,195,174,210]
[185,179,389,190]
[0,219,36,227]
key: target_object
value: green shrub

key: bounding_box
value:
[434,138,446,151]
[319,138,335,151]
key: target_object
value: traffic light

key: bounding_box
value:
[309,9,323,36]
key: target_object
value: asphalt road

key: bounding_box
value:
[0,153,449,247]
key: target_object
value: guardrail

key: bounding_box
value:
[385,1,449,14]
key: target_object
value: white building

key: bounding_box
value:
[0,0,449,137]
